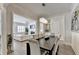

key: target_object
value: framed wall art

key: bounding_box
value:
[71,10,79,31]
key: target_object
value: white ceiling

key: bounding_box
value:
[15,3,74,18]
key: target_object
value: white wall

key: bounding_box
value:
[0,10,1,35]
[50,15,65,41]
[50,13,72,45]
[64,13,72,45]
[13,14,29,24]
[72,32,79,54]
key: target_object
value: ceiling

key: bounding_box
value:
[15,3,74,18]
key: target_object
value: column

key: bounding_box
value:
[1,4,13,55]
[36,18,40,37]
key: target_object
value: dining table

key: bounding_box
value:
[36,35,59,55]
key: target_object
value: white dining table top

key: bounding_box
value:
[39,36,59,50]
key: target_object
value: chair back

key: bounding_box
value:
[26,40,40,55]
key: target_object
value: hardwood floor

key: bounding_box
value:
[57,40,75,55]
[57,44,75,55]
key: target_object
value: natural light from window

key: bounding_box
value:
[17,26,25,33]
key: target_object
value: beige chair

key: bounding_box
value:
[26,39,41,55]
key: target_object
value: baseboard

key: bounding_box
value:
[71,45,79,55]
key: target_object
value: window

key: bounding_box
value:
[17,26,25,33]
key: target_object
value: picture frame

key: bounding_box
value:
[71,10,79,31]
[30,25,35,29]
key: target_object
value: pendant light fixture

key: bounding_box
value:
[42,3,46,7]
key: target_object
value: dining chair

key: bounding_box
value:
[26,40,40,55]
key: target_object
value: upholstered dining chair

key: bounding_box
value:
[26,39,41,55]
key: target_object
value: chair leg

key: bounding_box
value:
[26,43,31,55]
[49,51,52,55]
[56,45,59,55]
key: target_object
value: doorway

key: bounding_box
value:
[11,13,36,55]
